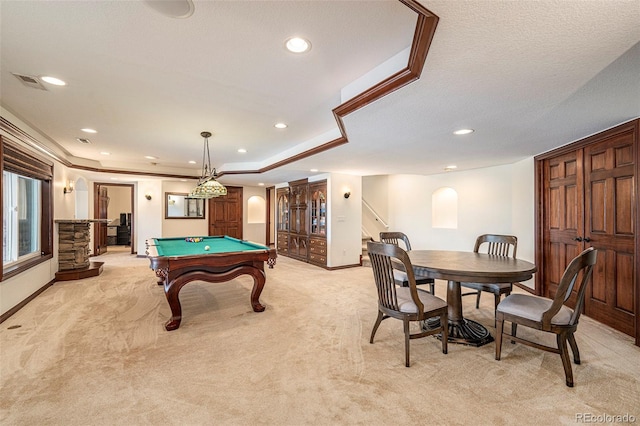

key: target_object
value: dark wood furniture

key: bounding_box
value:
[276,186,290,254]
[116,225,131,245]
[146,236,276,331]
[288,179,309,261]
[535,118,639,346]
[276,179,328,268]
[496,247,597,387]
[367,241,448,366]
[308,181,327,267]
[406,250,537,346]
[379,231,435,294]
[460,234,517,313]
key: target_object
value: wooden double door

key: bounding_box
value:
[536,119,639,344]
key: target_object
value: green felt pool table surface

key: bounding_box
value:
[151,235,269,257]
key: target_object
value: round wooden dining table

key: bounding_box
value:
[406,250,537,346]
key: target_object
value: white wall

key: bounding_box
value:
[381,162,535,287]
[135,180,163,255]
[161,181,208,238]
[327,173,362,267]
[388,165,514,250]
[106,186,131,222]
[243,186,267,244]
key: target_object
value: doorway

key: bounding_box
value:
[93,183,135,256]
[535,119,639,346]
[208,186,243,238]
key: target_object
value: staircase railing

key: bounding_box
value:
[362,198,389,241]
[363,198,389,229]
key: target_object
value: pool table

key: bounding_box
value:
[146,236,277,331]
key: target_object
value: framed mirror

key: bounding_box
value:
[165,192,206,219]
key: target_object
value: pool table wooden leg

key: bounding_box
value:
[164,279,183,331]
[250,267,266,312]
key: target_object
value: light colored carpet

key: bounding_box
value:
[1,248,639,425]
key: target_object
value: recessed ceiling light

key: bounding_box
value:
[100,152,111,156]
[237,148,247,153]
[40,76,67,86]
[285,37,311,53]
[274,123,288,129]
[144,155,158,160]
[258,183,265,186]
[188,160,196,164]
[310,169,318,172]
[143,0,194,19]
[444,165,458,171]
[453,129,474,135]
[81,128,97,134]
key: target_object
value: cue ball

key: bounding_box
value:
[204,245,210,251]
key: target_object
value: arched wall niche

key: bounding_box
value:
[74,177,89,219]
[248,195,266,224]
[432,187,458,229]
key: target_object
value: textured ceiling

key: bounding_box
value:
[1,0,639,186]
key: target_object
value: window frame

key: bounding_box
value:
[1,135,54,281]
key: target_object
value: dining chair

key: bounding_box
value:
[461,234,518,313]
[495,247,597,387]
[367,241,448,367]
[379,232,435,294]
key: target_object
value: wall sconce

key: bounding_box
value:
[145,193,152,201]
[63,180,74,194]
[343,191,351,199]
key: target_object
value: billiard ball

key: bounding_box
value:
[204,245,210,251]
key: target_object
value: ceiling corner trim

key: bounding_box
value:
[9,0,440,180]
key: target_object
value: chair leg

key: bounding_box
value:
[557,333,574,387]
[568,332,581,365]
[493,294,501,327]
[495,318,504,360]
[475,290,481,309]
[404,318,411,367]
[440,311,448,355]
[511,323,517,344]
[370,311,384,344]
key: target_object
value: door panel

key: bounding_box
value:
[583,129,635,336]
[544,151,584,300]
[94,185,108,255]
[208,186,243,239]
[537,119,639,345]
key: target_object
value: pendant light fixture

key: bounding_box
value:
[189,131,227,199]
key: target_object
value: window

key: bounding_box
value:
[1,133,53,281]
[3,171,42,266]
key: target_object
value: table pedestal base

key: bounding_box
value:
[424,318,494,347]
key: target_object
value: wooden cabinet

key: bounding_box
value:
[310,181,327,237]
[276,187,290,255]
[276,179,328,268]
[288,180,309,261]
[535,119,639,345]
[309,237,327,266]
[309,181,327,266]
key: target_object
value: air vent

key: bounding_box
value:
[11,73,47,90]
[76,138,91,144]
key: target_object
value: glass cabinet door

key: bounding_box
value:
[277,188,289,231]
[310,182,326,236]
